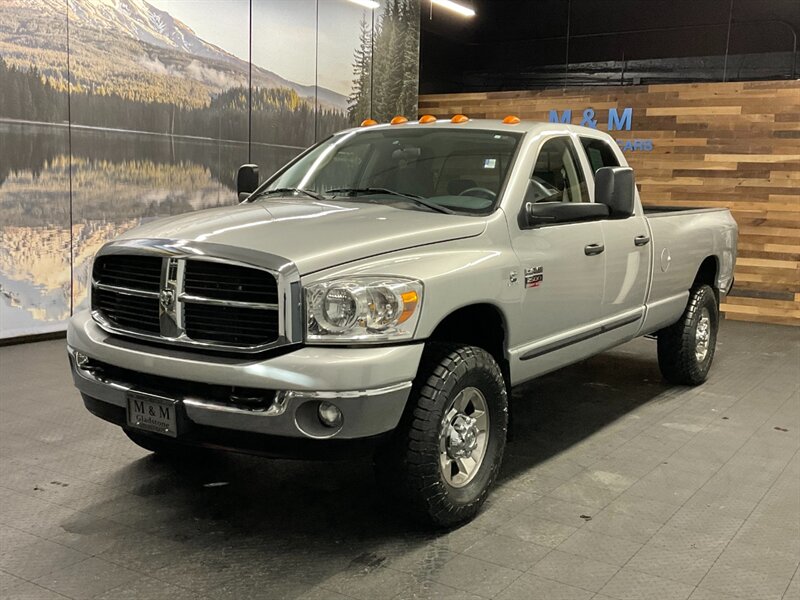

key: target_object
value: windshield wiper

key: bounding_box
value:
[325,187,454,215]
[250,187,324,201]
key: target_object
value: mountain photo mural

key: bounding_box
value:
[0,0,421,338]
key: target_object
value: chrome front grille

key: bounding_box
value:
[184,261,279,304]
[92,255,162,335]
[93,255,162,292]
[91,249,290,352]
[184,302,280,346]
[92,286,161,335]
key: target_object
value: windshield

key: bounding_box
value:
[255,128,522,214]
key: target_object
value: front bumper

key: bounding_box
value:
[68,310,423,448]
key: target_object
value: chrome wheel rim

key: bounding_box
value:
[695,308,711,363]
[439,386,489,488]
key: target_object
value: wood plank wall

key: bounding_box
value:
[419,81,800,326]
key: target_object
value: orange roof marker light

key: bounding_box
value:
[502,115,521,125]
[390,115,409,125]
[419,114,437,124]
[360,118,378,127]
[451,114,469,123]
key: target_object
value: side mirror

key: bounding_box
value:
[525,201,609,227]
[237,164,259,200]
[594,166,635,217]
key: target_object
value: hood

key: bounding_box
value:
[118,198,487,274]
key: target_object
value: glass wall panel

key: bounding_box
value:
[371,0,421,121]
[251,0,316,172]
[317,0,368,135]
[0,0,71,337]
[67,0,251,311]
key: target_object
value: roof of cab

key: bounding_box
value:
[341,118,607,137]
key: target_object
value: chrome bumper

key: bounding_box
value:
[68,310,422,440]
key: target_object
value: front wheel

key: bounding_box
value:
[657,284,719,385]
[376,344,508,528]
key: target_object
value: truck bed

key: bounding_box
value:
[643,205,729,217]
[639,205,738,334]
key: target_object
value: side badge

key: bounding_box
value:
[525,266,543,288]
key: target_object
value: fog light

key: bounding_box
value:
[75,352,90,369]
[317,402,343,428]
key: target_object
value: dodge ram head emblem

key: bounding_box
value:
[158,257,182,337]
[159,288,175,310]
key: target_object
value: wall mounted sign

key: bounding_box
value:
[548,107,654,152]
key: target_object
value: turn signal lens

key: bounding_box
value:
[502,115,521,124]
[398,290,419,324]
[451,114,469,123]
[390,115,409,125]
[360,118,378,127]
[418,114,437,124]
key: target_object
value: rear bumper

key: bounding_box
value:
[68,309,424,451]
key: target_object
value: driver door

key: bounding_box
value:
[508,135,607,378]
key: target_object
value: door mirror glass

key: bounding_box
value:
[525,201,609,227]
[237,164,259,200]
[594,166,635,218]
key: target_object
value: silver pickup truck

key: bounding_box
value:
[68,117,737,526]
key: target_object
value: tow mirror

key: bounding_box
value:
[594,166,635,217]
[525,201,609,227]
[237,164,259,200]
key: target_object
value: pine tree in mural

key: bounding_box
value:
[398,0,421,117]
[348,13,373,124]
[347,0,420,125]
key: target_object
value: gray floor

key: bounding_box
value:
[1,320,798,600]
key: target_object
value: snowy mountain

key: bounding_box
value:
[65,0,243,68]
[1,0,347,110]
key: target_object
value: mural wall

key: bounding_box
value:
[0,0,421,339]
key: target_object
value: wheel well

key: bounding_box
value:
[428,304,509,387]
[693,256,720,301]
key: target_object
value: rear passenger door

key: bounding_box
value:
[579,136,650,326]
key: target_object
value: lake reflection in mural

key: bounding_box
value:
[1,122,71,336]
[0,122,299,336]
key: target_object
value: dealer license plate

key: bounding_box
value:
[126,390,178,438]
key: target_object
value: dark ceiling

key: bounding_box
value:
[419,0,800,93]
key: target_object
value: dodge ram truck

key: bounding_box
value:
[68,116,738,526]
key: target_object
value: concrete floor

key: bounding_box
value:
[0,320,798,600]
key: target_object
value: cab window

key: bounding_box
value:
[262,129,521,215]
[580,137,620,175]
[313,143,372,191]
[525,136,588,204]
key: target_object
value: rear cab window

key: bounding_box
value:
[579,137,620,176]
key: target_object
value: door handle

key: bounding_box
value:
[634,235,650,246]
[584,243,605,256]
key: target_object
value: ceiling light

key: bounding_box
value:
[348,0,380,8]
[431,0,475,17]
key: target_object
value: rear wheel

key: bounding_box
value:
[376,344,508,528]
[657,284,719,385]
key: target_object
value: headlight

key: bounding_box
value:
[306,277,423,343]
